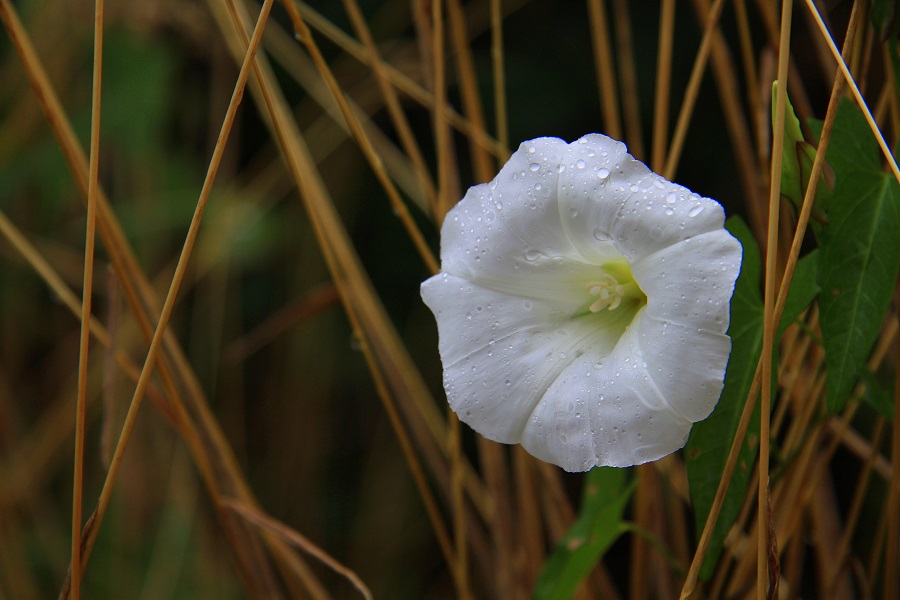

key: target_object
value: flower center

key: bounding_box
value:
[584,260,646,313]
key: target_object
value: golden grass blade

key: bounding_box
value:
[340,0,439,211]
[224,500,373,600]
[663,0,726,180]
[803,0,900,188]
[611,0,644,160]
[447,0,494,184]
[690,0,767,241]
[70,0,104,595]
[761,3,791,595]
[280,1,439,274]
[294,1,506,160]
[67,0,276,588]
[651,0,675,173]
[587,0,623,140]
[887,334,900,600]
[680,5,858,591]
[208,0,492,587]
[491,0,509,160]
[432,0,457,221]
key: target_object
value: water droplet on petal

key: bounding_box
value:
[688,205,705,217]
[665,193,677,204]
[576,159,586,169]
[664,207,675,216]
[597,168,611,183]
[529,162,540,172]
[524,249,541,261]
[593,228,611,241]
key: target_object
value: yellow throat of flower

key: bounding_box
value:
[585,260,646,314]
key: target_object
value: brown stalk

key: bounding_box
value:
[759,4,793,597]
[663,0,727,180]
[611,0,644,160]
[587,0,623,140]
[210,0,493,587]
[224,500,373,600]
[65,0,277,590]
[691,0,767,241]
[680,5,853,593]
[340,0,439,213]
[886,315,900,600]
[70,0,103,594]
[447,0,494,184]
[491,0,509,160]
[0,9,284,593]
[651,0,675,173]
[295,1,506,159]
[279,3,439,275]
[825,417,885,595]
[803,0,900,187]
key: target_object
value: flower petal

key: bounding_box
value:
[521,324,694,470]
[636,312,732,422]
[631,229,742,332]
[421,272,624,444]
[558,134,728,264]
[439,138,600,304]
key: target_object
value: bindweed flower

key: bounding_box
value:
[421,135,742,472]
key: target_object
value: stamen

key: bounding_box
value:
[587,274,626,312]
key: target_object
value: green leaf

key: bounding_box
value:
[871,0,899,41]
[861,371,895,421]
[777,250,820,340]
[817,100,900,411]
[774,82,831,231]
[533,467,636,599]
[685,217,762,580]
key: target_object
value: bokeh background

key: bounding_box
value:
[1,0,896,598]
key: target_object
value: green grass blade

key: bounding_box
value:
[533,467,636,600]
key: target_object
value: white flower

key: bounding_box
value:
[421,135,741,472]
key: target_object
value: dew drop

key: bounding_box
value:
[557,164,566,173]
[593,228,611,241]
[664,207,675,216]
[524,249,541,261]
[653,179,666,190]
[529,162,540,172]
[597,167,611,183]
[665,193,677,204]
[688,205,705,218]
[576,159,586,170]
